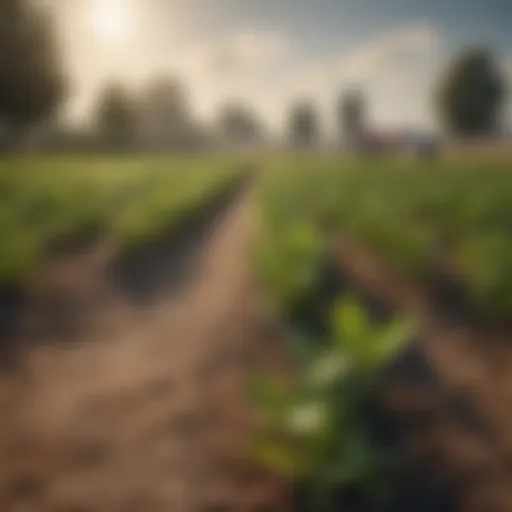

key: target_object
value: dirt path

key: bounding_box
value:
[0,187,290,512]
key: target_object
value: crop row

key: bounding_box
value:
[0,155,241,282]
[256,157,512,323]
[249,156,512,508]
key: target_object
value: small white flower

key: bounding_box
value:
[289,402,329,435]
[309,353,351,387]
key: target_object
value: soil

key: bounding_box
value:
[0,182,292,512]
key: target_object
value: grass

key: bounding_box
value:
[0,153,243,283]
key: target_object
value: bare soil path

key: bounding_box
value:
[0,184,290,512]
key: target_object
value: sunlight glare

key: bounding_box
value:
[90,0,132,44]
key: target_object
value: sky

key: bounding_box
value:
[43,0,512,135]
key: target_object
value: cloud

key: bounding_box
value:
[282,23,439,92]
[336,23,439,83]
[179,30,291,78]
[60,11,442,132]
[347,24,440,128]
[183,22,439,96]
[268,23,441,131]
[183,22,442,132]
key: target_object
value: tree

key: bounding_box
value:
[95,84,139,148]
[338,89,365,146]
[289,101,318,147]
[436,47,506,136]
[140,77,193,148]
[217,102,264,145]
[0,0,66,138]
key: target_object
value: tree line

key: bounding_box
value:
[0,0,508,150]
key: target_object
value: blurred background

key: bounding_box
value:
[1,0,511,151]
[0,1,512,511]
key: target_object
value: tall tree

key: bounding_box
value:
[217,102,263,145]
[289,100,318,147]
[436,47,506,136]
[338,89,365,145]
[0,0,66,137]
[141,77,192,148]
[95,84,138,148]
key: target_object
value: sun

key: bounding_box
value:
[90,0,132,44]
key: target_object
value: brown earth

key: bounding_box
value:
[0,188,292,512]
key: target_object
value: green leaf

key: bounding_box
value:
[333,429,379,485]
[307,351,352,389]
[244,438,307,477]
[287,401,331,437]
[289,332,319,369]
[332,297,367,340]
[330,298,372,365]
[373,318,415,367]
[247,375,292,427]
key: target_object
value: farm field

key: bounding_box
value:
[1,0,510,509]
[257,156,512,324]
[252,154,512,510]
[0,154,243,284]
[1,152,512,511]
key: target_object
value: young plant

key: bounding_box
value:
[247,297,414,509]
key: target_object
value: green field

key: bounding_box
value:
[256,156,512,323]
[3,152,512,507]
[250,155,512,506]
[0,154,242,282]
[5,152,512,322]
